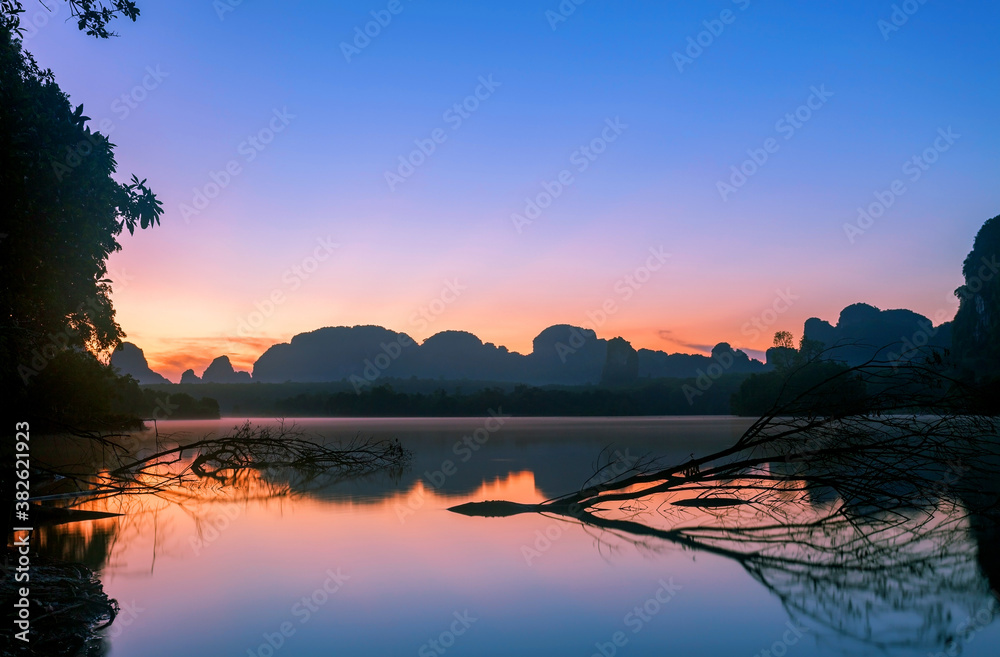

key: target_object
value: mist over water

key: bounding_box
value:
[39,417,1000,657]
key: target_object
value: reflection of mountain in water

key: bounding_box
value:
[40,419,1000,657]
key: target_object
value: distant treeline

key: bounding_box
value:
[146,374,753,417]
[146,352,999,419]
[132,389,221,421]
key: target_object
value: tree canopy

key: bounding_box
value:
[0,23,160,422]
[953,214,1000,380]
[1,1,140,38]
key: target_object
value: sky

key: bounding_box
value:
[20,0,1000,381]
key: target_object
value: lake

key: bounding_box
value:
[40,416,1000,656]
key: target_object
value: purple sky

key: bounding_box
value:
[20,0,999,379]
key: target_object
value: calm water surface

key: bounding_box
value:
[43,417,1000,656]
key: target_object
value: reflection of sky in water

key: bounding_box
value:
[42,418,1000,657]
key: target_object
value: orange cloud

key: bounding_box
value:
[138,336,284,381]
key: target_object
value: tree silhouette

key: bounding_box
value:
[1,1,141,38]
[0,26,161,421]
[953,214,1000,380]
[773,330,795,349]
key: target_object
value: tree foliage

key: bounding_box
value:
[1,0,140,38]
[953,214,1000,380]
[731,359,865,417]
[772,330,795,349]
[0,25,161,422]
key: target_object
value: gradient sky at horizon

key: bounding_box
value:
[20,0,1000,381]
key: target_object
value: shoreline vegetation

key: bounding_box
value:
[139,374,748,419]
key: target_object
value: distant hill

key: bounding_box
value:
[639,342,762,378]
[112,344,252,385]
[250,324,765,386]
[180,369,201,384]
[802,303,952,366]
[952,214,1000,378]
[116,302,957,389]
[201,355,252,383]
[110,343,171,385]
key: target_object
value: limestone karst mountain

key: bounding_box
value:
[120,302,957,387]
[201,355,252,384]
[110,342,171,385]
[802,303,952,366]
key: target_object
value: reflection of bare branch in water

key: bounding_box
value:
[21,420,413,655]
[33,421,411,587]
[452,359,1000,654]
[45,420,410,505]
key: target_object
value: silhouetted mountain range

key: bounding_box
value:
[112,304,954,387]
[640,342,762,378]
[249,324,763,386]
[953,214,1000,378]
[109,343,170,385]
[800,303,952,366]
[202,355,252,383]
